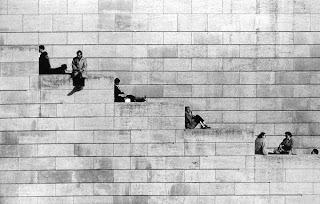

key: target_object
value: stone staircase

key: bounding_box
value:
[0,75,320,204]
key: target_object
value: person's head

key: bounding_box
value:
[285,131,292,139]
[257,132,266,138]
[76,50,83,58]
[185,106,191,113]
[311,149,319,154]
[39,45,45,53]
[114,78,120,85]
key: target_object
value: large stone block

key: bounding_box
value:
[184,143,216,156]
[164,58,191,71]
[0,158,18,170]
[164,0,191,13]
[200,156,246,169]
[99,0,132,13]
[23,15,52,32]
[39,0,67,14]
[192,0,222,13]
[216,143,254,155]
[0,62,38,77]
[235,183,269,195]
[0,104,40,118]
[38,170,72,183]
[19,158,55,170]
[208,45,239,57]
[8,0,38,14]
[83,14,115,31]
[75,117,114,130]
[216,169,254,182]
[164,32,191,44]
[0,46,37,62]
[68,32,98,44]
[131,183,166,195]
[93,183,129,195]
[178,14,207,31]
[53,15,82,31]
[38,144,74,156]
[223,0,256,13]
[93,130,130,143]
[0,171,37,184]
[200,183,235,195]
[99,32,132,44]
[57,104,106,117]
[130,130,175,143]
[192,58,222,71]
[75,144,113,156]
[6,33,38,45]
[73,170,114,182]
[68,0,98,13]
[132,0,163,13]
[115,102,184,117]
[0,118,37,131]
[270,183,314,195]
[56,183,93,196]
[56,157,93,170]
[185,170,215,182]
[149,14,177,31]
[0,184,19,196]
[94,157,130,169]
[223,85,256,97]
[193,32,222,44]
[133,32,163,44]
[148,143,184,156]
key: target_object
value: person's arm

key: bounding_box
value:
[72,58,78,71]
[81,58,87,72]
[262,140,268,155]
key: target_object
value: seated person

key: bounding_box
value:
[71,50,87,91]
[114,78,146,102]
[185,106,210,129]
[39,45,67,74]
[273,132,294,154]
[255,132,268,155]
[311,149,319,155]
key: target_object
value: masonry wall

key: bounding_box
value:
[1,0,320,203]
[1,0,320,152]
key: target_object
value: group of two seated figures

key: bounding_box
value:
[255,131,319,155]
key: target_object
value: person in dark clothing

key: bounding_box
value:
[39,45,67,74]
[114,78,146,102]
[185,106,210,129]
[311,149,318,154]
[274,132,294,154]
[114,78,125,102]
[71,50,87,91]
[255,132,268,155]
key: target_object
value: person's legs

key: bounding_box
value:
[193,115,210,129]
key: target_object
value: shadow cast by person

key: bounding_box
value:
[67,85,83,96]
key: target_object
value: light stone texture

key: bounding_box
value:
[1,0,320,202]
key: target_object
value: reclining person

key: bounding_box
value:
[114,78,146,102]
[185,106,210,129]
[274,132,294,154]
[39,45,67,74]
[255,132,268,155]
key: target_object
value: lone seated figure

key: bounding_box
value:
[311,149,318,154]
[273,132,294,154]
[114,78,146,102]
[39,45,67,74]
[255,132,268,155]
[71,50,87,91]
[185,106,210,129]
